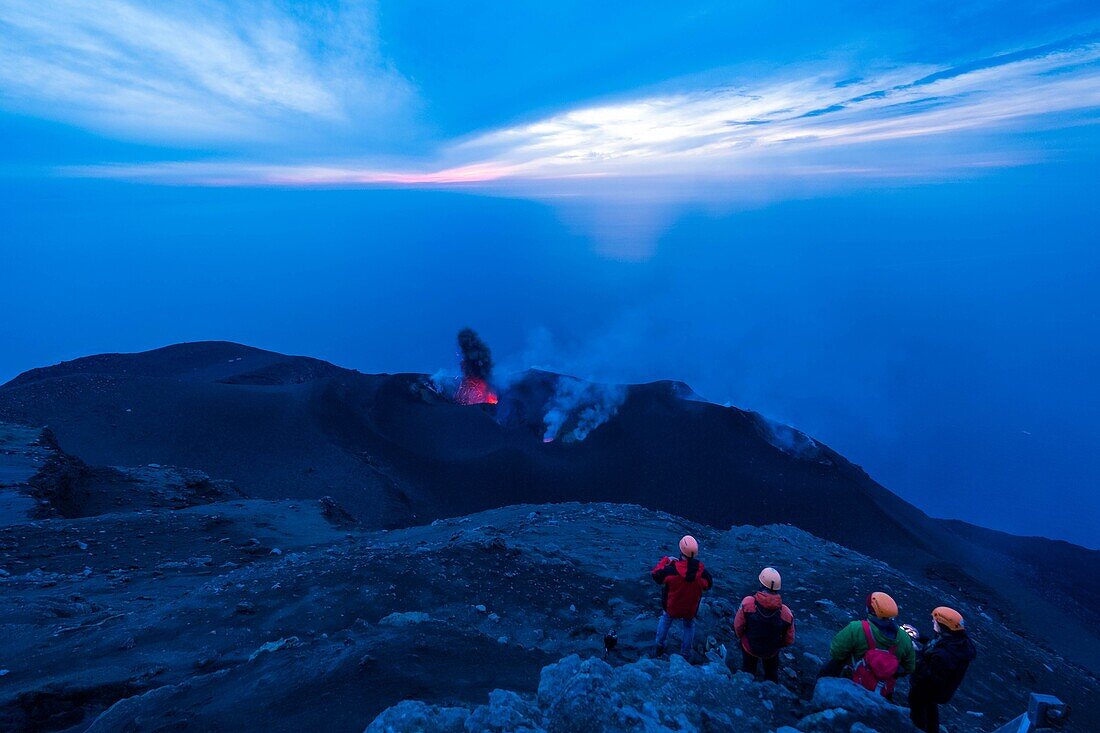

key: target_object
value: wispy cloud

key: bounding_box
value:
[450,33,1100,181]
[50,28,1100,186]
[0,0,411,144]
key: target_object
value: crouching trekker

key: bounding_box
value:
[733,566,795,682]
[652,534,713,661]
[908,606,976,733]
[820,591,915,699]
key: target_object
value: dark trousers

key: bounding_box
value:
[741,648,780,682]
[908,683,940,733]
[818,658,847,678]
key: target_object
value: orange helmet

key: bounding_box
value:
[868,592,899,619]
[679,535,699,558]
[759,567,782,591]
[932,606,964,632]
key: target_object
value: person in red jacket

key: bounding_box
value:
[734,566,795,682]
[652,535,713,659]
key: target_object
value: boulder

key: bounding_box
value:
[378,611,431,626]
[464,690,542,732]
[364,700,467,733]
[798,677,916,732]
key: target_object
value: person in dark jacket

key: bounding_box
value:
[908,606,977,733]
[652,534,713,659]
[733,566,795,681]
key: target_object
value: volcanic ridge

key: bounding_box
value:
[0,340,1097,731]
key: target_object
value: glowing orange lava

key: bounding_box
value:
[455,377,498,405]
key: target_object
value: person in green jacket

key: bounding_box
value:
[820,591,916,698]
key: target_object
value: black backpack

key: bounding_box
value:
[743,599,791,658]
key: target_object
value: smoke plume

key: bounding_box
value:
[543,377,626,443]
[458,328,493,382]
[450,328,499,405]
[750,412,827,463]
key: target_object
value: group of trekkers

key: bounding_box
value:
[651,535,977,733]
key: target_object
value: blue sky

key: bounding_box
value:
[1,1,1098,546]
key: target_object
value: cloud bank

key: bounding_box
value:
[2,0,1097,189]
[62,32,1100,186]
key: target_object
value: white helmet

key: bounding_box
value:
[759,567,782,591]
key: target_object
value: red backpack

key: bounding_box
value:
[851,620,900,697]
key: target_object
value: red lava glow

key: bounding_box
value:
[455,377,498,405]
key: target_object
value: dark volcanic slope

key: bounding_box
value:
[0,342,941,563]
[0,343,396,524]
[2,341,1097,669]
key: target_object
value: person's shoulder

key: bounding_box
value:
[831,620,860,644]
[740,595,756,607]
[781,603,794,618]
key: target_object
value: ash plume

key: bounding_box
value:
[457,328,494,382]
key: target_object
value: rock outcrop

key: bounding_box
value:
[365,654,918,733]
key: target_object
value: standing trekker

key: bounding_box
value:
[909,606,976,733]
[820,591,916,699]
[652,534,713,660]
[733,566,795,682]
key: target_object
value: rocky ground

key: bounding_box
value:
[1,422,1095,732]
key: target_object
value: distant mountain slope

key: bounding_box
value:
[1,341,1097,670]
[941,519,1100,623]
[2,341,344,389]
[0,343,398,524]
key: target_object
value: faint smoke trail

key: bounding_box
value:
[543,377,626,443]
